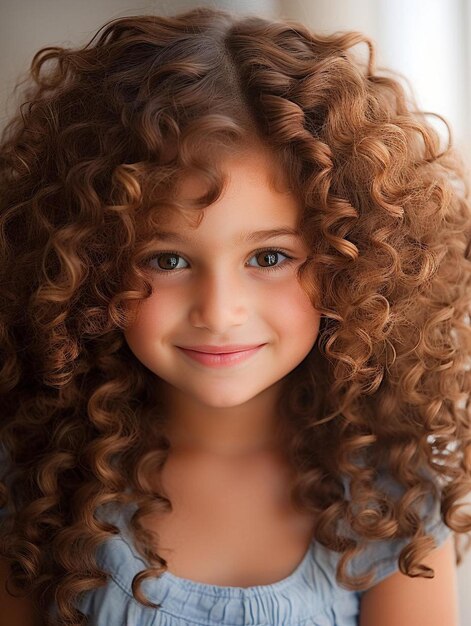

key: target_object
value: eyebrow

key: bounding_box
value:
[153,227,302,244]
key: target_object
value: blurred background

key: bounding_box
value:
[1,1,470,624]
[1,0,470,172]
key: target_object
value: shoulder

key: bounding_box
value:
[0,449,44,625]
[359,534,459,626]
[340,465,460,625]
[0,558,45,626]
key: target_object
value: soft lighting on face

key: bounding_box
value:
[124,149,320,412]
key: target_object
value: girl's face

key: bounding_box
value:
[124,148,321,411]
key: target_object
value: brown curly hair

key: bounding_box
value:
[1,6,471,625]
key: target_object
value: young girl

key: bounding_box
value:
[0,6,470,626]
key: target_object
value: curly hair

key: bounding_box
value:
[1,6,470,625]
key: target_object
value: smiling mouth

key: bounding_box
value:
[177,344,266,367]
[177,344,265,354]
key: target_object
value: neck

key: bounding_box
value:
[157,379,288,459]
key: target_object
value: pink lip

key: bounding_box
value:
[177,344,265,367]
[177,344,264,354]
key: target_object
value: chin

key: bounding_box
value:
[190,388,261,408]
[198,396,255,409]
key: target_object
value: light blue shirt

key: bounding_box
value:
[73,469,452,626]
[0,448,451,626]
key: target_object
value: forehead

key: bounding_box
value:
[161,148,301,233]
[181,147,291,195]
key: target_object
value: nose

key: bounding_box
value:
[188,267,249,333]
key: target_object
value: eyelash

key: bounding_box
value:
[146,247,295,276]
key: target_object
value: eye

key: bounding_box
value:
[146,248,295,274]
[247,248,294,272]
[151,252,189,272]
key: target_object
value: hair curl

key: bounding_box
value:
[1,6,471,625]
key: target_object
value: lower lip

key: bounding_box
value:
[177,345,265,367]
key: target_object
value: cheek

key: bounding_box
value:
[123,293,169,347]
[268,278,320,332]
[124,279,320,344]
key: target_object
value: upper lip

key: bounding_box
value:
[177,344,265,354]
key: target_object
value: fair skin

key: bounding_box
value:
[124,146,321,460]
[0,558,45,626]
[122,145,321,585]
[360,535,460,626]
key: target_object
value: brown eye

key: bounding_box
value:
[255,250,279,267]
[153,252,187,271]
[146,248,294,275]
[247,248,293,272]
